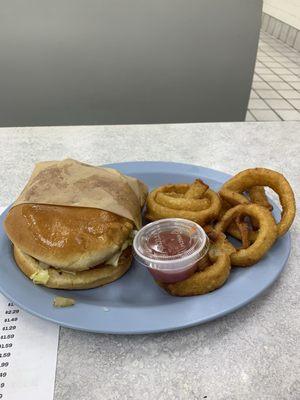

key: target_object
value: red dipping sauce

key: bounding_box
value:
[133,219,209,283]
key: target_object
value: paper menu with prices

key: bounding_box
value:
[0,205,59,400]
[0,296,59,400]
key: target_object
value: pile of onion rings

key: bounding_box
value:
[219,168,295,237]
[146,167,296,296]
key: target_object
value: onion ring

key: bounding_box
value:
[160,253,230,296]
[215,204,277,267]
[146,181,221,225]
[160,231,233,296]
[219,168,296,237]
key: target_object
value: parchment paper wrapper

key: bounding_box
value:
[13,159,148,229]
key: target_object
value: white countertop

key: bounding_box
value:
[0,122,299,400]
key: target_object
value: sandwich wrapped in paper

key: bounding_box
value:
[14,158,147,229]
[4,159,148,290]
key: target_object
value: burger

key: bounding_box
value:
[4,204,136,289]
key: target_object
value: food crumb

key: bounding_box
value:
[53,296,75,308]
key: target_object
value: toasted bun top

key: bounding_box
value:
[4,204,133,271]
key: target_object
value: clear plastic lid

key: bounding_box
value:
[133,218,209,271]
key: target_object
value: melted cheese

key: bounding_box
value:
[105,239,132,267]
[30,270,49,285]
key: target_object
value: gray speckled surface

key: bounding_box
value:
[0,122,299,400]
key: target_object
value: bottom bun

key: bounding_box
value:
[14,245,132,290]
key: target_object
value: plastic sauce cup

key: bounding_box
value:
[133,218,209,283]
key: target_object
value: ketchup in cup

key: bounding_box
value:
[133,219,209,283]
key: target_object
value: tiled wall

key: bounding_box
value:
[262,12,300,51]
[263,0,300,31]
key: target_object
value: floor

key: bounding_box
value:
[247,31,300,121]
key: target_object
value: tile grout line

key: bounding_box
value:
[258,36,298,60]
[259,34,300,68]
[257,46,300,76]
[247,110,257,121]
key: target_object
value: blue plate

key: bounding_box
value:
[0,162,291,334]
